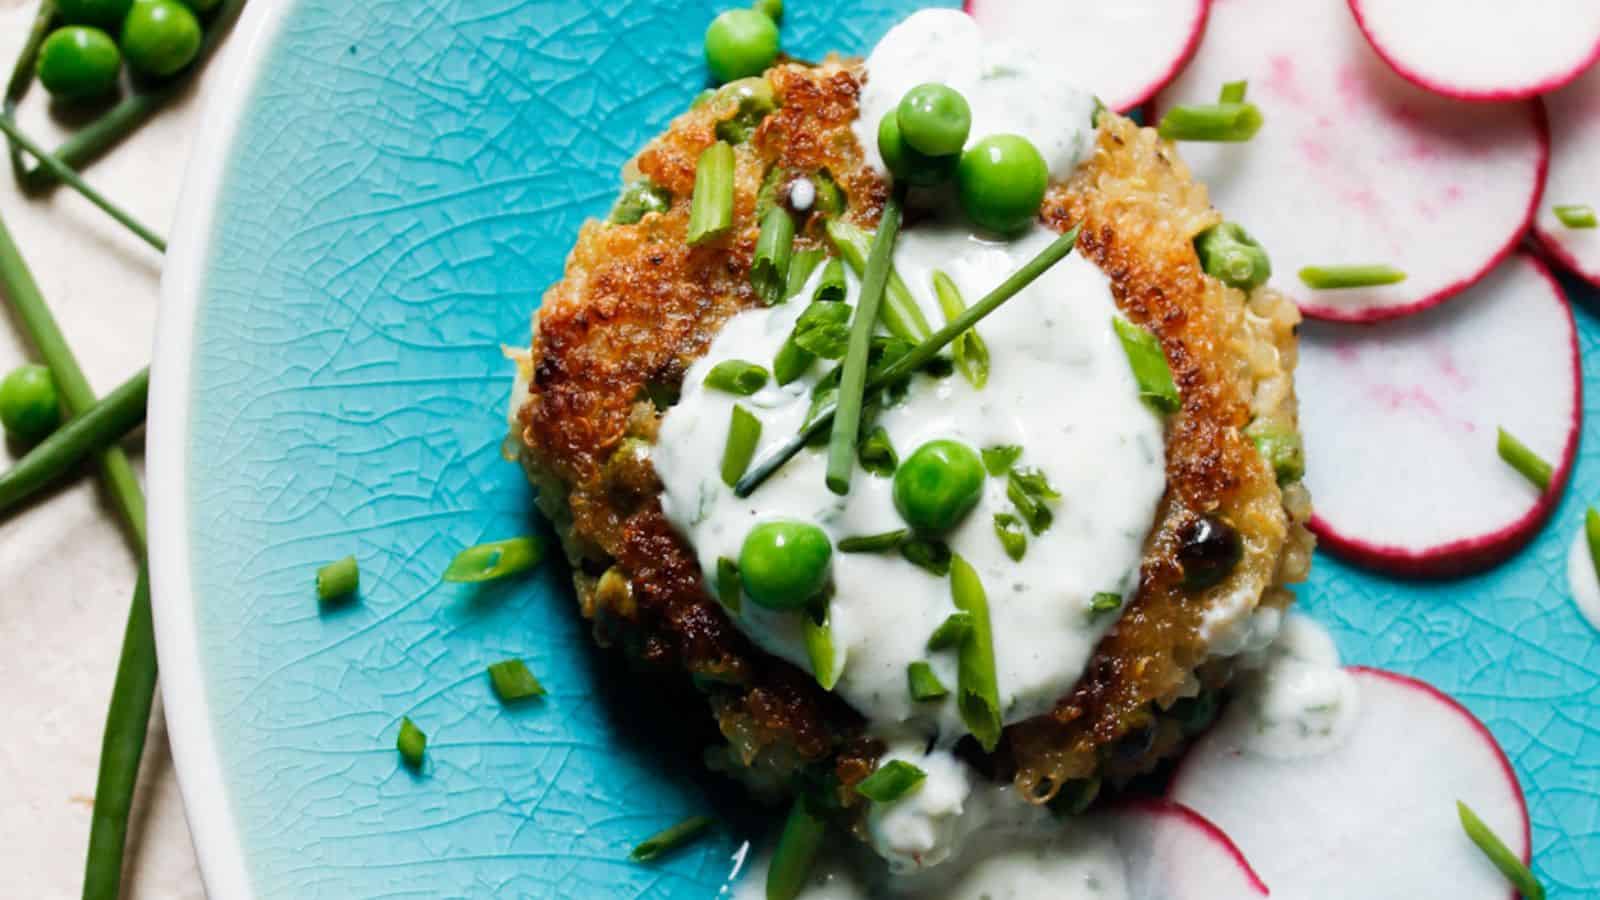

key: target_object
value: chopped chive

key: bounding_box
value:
[1219,80,1248,103]
[838,529,908,553]
[1006,472,1055,535]
[826,189,905,495]
[951,555,1002,752]
[858,425,898,476]
[1297,264,1407,290]
[932,270,990,389]
[1496,427,1552,491]
[442,536,545,583]
[716,557,742,612]
[856,760,927,803]
[1457,801,1544,900]
[766,796,826,900]
[772,335,814,385]
[993,513,1027,561]
[786,247,826,300]
[1587,509,1600,590]
[752,207,797,304]
[927,611,973,651]
[316,556,359,602]
[631,815,716,862]
[804,612,839,690]
[1113,317,1180,414]
[704,359,770,395]
[792,300,853,359]
[1157,101,1263,142]
[720,404,763,487]
[1195,221,1271,290]
[907,661,948,701]
[1010,466,1059,500]
[1553,204,1596,229]
[1245,419,1305,484]
[397,717,426,769]
[814,257,848,304]
[687,141,735,245]
[900,537,952,576]
[825,218,933,343]
[609,179,671,224]
[1088,591,1123,619]
[487,659,546,702]
[735,227,1081,497]
[982,444,1023,476]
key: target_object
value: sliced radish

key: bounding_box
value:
[1152,0,1547,323]
[1297,252,1578,576]
[1533,64,1600,287]
[965,0,1211,113]
[1349,0,1600,101]
[1103,799,1269,899]
[1171,667,1532,900]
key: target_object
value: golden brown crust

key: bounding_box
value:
[516,64,1310,802]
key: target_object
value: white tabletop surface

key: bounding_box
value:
[0,1,243,895]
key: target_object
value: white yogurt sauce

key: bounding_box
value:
[1226,613,1360,760]
[852,10,1101,184]
[654,224,1166,746]
[1566,525,1600,632]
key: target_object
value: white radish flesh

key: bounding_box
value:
[1350,0,1600,101]
[1534,63,1600,287]
[1105,799,1268,899]
[1153,0,1547,323]
[964,0,1211,113]
[1297,253,1579,576]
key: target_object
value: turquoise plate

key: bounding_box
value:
[147,1,1600,896]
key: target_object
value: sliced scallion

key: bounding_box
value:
[825,218,932,343]
[838,529,908,553]
[856,760,927,803]
[487,659,546,702]
[687,141,735,245]
[993,513,1027,561]
[1496,427,1552,491]
[1219,80,1248,103]
[1457,801,1544,900]
[951,554,1002,751]
[631,815,715,862]
[932,270,989,389]
[316,556,359,602]
[826,188,904,495]
[1113,317,1180,414]
[751,207,797,304]
[442,536,545,583]
[704,359,770,395]
[721,404,763,487]
[1157,101,1264,142]
[901,536,952,576]
[804,612,839,690]
[858,425,897,476]
[1298,264,1407,290]
[907,661,948,701]
[927,611,973,651]
[981,444,1022,476]
[792,300,853,359]
[397,717,426,769]
[767,797,826,900]
[1006,471,1055,535]
[772,336,814,386]
[1553,204,1597,230]
[814,257,848,303]
[716,557,742,612]
[786,247,826,300]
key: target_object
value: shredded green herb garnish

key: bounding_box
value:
[927,611,974,651]
[631,815,716,862]
[1496,426,1552,491]
[487,659,546,702]
[982,444,1023,476]
[792,300,853,359]
[703,359,770,395]
[1219,80,1248,103]
[901,536,952,575]
[993,513,1027,561]
[856,760,928,803]
[1113,317,1180,413]
[907,661,948,701]
[838,529,909,553]
[1006,471,1055,535]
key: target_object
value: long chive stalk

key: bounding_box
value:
[687,141,735,245]
[82,567,156,900]
[0,118,166,252]
[1497,427,1552,491]
[950,554,1001,751]
[825,218,932,342]
[825,188,903,494]
[734,227,1079,496]
[0,366,148,516]
[18,0,247,192]
[3,0,55,180]
[751,207,796,304]
[0,211,144,546]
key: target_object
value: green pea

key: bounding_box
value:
[120,0,202,78]
[877,113,957,187]
[1194,221,1272,290]
[896,83,970,158]
[893,439,985,533]
[957,134,1049,234]
[738,520,832,610]
[56,0,134,28]
[704,9,779,85]
[36,27,122,101]
[0,364,63,445]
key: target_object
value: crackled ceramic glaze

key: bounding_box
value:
[149,0,1599,896]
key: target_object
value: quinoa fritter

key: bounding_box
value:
[511,58,1312,809]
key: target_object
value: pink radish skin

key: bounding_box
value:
[1349,0,1600,102]
[1297,252,1579,577]
[1104,798,1269,899]
[1171,667,1532,900]
[1151,0,1548,323]
[1533,63,1600,287]
[964,0,1211,113]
